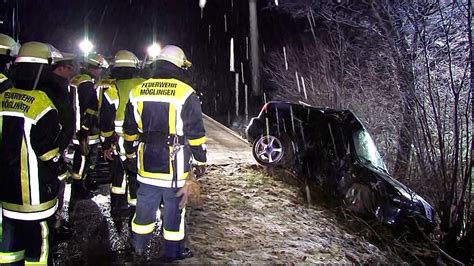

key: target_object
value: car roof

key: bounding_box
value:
[266,100,365,129]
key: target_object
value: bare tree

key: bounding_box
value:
[264,0,417,171]
[263,0,472,259]
[407,0,471,250]
[469,0,474,219]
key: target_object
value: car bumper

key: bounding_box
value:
[245,117,264,145]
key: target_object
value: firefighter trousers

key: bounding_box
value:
[110,155,128,215]
[109,155,138,216]
[0,216,54,265]
[70,143,99,212]
[54,181,68,229]
[72,143,99,181]
[131,182,186,257]
[0,204,2,244]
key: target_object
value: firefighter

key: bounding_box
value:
[48,51,78,152]
[99,50,145,218]
[70,53,108,202]
[124,45,207,261]
[0,32,19,244]
[0,41,70,265]
[0,33,20,89]
[48,52,79,239]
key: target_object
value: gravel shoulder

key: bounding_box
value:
[183,164,389,264]
[53,163,391,264]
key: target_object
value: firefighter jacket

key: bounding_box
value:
[71,73,100,145]
[123,76,207,188]
[7,66,74,152]
[97,77,115,119]
[0,86,68,221]
[0,72,12,93]
[0,72,6,83]
[38,69,74,152]
[99,77,145,141]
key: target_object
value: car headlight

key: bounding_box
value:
[391,195,413,208]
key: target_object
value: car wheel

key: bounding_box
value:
[343,183,375,215]
[252,134,289,166]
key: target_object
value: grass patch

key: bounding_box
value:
[228,196,251,210]
[240,170,275,187]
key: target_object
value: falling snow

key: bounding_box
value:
[230,37,235,72]
[283,46,288,70]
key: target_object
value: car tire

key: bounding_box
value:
[252,134,292,166]
[343,183,375,216]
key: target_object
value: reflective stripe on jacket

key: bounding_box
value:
[71,74,100,144]
[100,77,145,137]
[0,88,60,220]
[123,78,207,188]
[0,73,7,83]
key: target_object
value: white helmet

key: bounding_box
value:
[0,33,20,57]
[156,45,192,69]
[15,41,53,64]
[113,50,139,68]
[49,44,77,64]
[83,53,109,69]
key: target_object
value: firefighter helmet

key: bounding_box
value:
[48,44,72,64]
[113,50,139,68]
[156,45,192,69]
[84,53,109,69]
[0,33,20,57]
[15,41,55,64]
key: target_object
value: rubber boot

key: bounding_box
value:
[110,193,129,217]
[128,205,136,229]
[71,180,92,200]
[160,240,193,262]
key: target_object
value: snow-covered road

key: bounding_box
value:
[203,114,254,165]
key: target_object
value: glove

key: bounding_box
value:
[103,147,114,161]
[176,178,202,209]
[102,133,119,149]
[76,129,90,156]
[45,155,72,182]
[103,133,120,161]
[193,163,206,178]
[60,162,73,183]
[124,156,138,174]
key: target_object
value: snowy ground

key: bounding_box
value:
[53,163,391,264]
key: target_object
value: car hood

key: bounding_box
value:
[356,159,435,223]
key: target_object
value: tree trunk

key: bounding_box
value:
[368,0,418,180]
[249,0,261,96]
[468,0,473,225]
[393,81,417,180]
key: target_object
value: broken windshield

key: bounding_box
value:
[353,129,387,172]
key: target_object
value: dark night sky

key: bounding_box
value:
[17,0,207,57]
[11,0,297,57]
[1,0,306,122]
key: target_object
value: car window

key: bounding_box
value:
[353,129,387,171]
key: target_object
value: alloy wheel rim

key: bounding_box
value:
[254,135,284,164]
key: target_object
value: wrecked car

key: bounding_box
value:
[246,101,436,232]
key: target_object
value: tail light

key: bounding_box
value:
[257,102,270,118]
